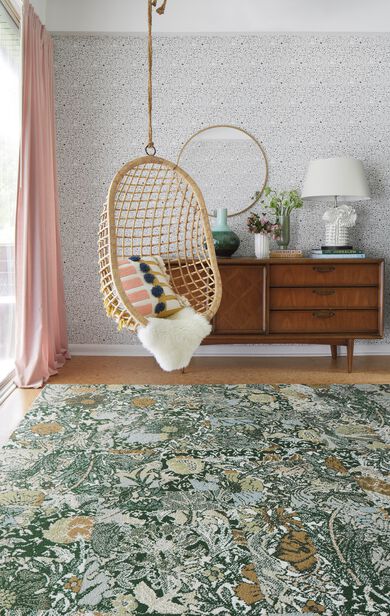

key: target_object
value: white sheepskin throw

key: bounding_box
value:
[137,307,212,372]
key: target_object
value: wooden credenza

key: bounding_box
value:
[204,258,384,372]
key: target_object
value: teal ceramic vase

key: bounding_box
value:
[212,208,240,257]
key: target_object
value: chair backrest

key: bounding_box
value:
[99,155,221,331]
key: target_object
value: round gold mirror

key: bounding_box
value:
[176,125,268,218]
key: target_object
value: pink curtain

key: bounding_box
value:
[14,0,69,388]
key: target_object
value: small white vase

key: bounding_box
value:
[254,234,270,259]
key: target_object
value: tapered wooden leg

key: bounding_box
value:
[181,367,186,374]
[331,345,338,360]
[347,339,354,373]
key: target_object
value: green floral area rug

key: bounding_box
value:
[0,384,390,615]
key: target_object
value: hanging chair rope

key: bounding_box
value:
[146,0,168,156]
[99,0,221,336]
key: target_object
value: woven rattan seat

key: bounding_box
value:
[99,156,221,331]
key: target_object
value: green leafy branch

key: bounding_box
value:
[253,187,304,217]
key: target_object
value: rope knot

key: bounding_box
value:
[156,0,168,14]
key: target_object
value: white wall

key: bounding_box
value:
[47,0,390,32]
[31,0,46,24]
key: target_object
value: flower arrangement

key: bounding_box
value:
[247,212,280,238]
[258,187,303,217]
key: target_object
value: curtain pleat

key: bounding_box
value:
[14,0,69,388]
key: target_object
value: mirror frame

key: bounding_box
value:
[176,124,268,218]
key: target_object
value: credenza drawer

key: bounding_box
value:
[207,258,385,372]
[270,264,380,287]
[270,287,379,310]
[269,310,379,334]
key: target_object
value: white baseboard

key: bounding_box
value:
[69,343,390,358]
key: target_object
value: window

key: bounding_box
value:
[0,1,20,386]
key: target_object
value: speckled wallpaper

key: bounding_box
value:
[54,33,390,346]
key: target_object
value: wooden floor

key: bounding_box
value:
[0,388,38,446]
[49,355,390,385]
[2,354,390,422]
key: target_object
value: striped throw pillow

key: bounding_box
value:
[117,256,185,319]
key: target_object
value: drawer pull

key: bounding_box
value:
[312,310,336,319]
[313,266,336,273]
[312,288,336,296]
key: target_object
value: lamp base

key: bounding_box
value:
[324,223,352,248]
[322,204,357,249]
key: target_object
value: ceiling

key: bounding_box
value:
[43,0,390,33]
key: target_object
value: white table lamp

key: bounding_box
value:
[302,157,371,248]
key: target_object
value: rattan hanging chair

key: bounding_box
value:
[98,0,221,333]
[98,156,221,332]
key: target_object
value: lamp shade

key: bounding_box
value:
[302,157,371,202]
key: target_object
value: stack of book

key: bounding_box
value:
[270,249,303,259]
[310,248,366,259]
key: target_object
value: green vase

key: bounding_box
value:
[276,213,291,250]
[212,208,240,258]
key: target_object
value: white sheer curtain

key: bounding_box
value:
[0,0,20,386]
